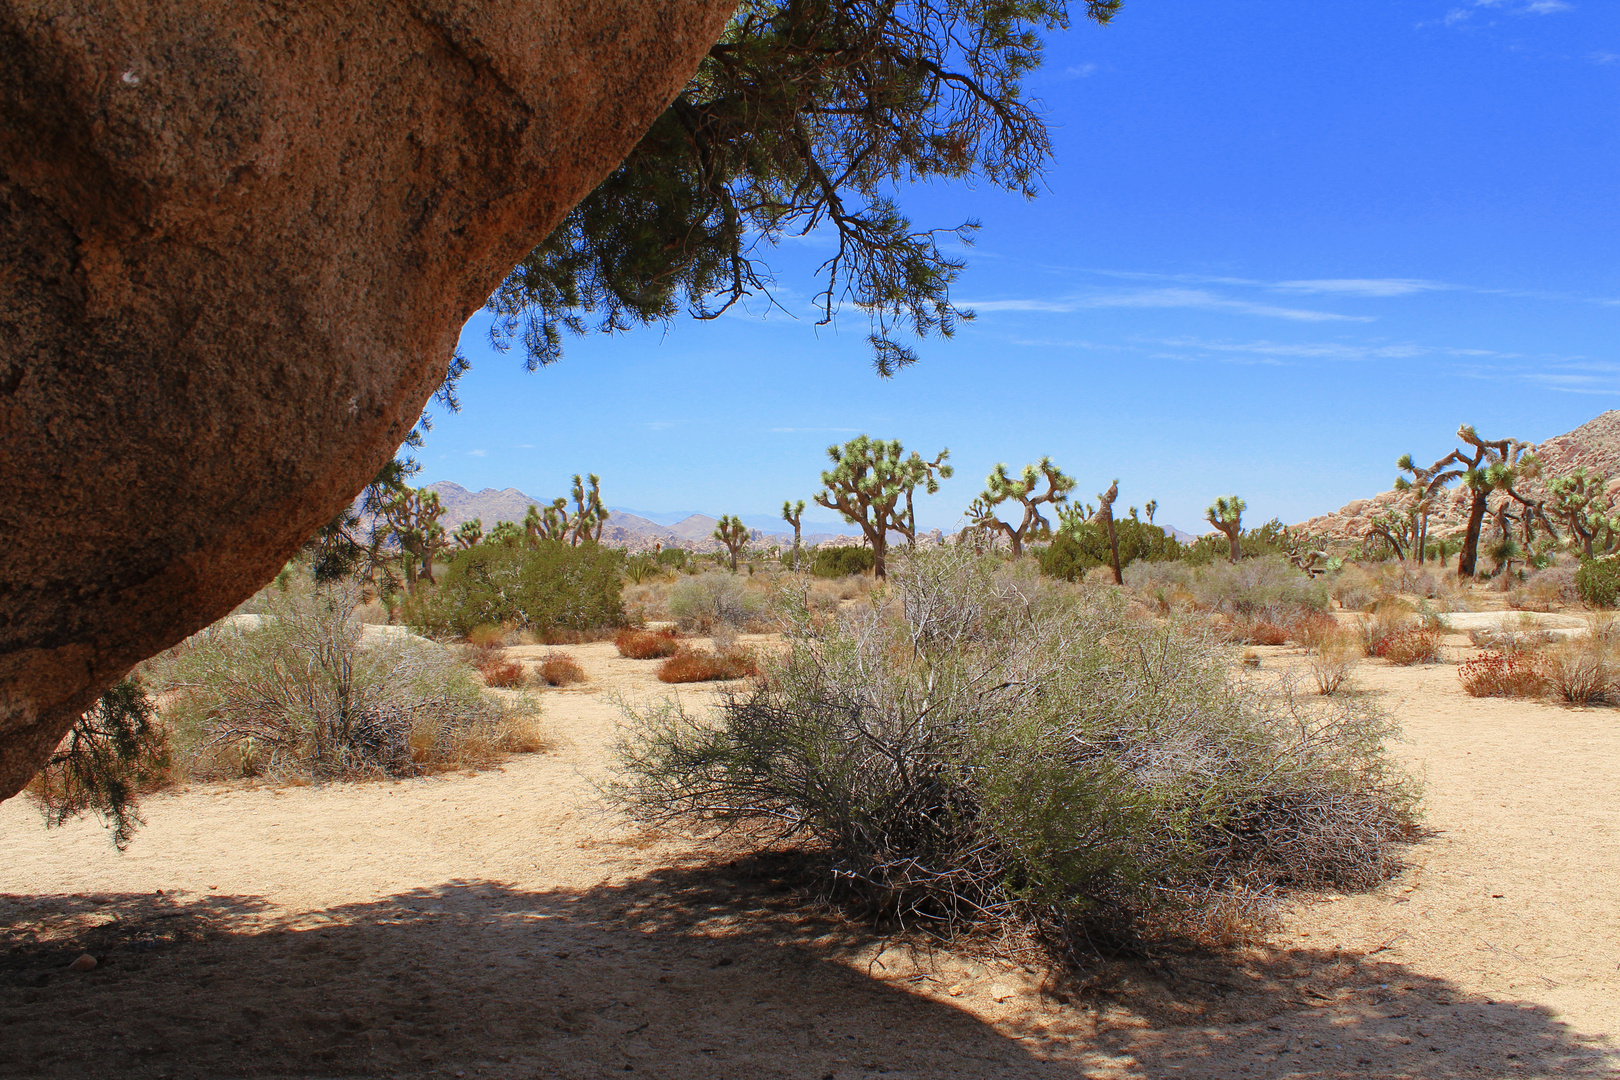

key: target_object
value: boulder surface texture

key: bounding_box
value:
[0,0,736,801]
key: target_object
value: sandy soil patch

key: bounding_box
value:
[2,633,1617,1078]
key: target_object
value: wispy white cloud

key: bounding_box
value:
[964,288,1371,322]
[770,426,861,433]
[1064,63,1100,78]
[468,449,487,457]
[514,443,535,449]
[1520,0,1573,13]
[1275,278,1448,297]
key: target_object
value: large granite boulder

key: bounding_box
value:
[0,0,734,800]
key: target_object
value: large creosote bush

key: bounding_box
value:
[612,548,1419,956]
[404,540,625,638]
[1576,557,1620,609]
[149,580,538,781]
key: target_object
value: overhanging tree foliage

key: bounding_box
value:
[488,0,1122,374]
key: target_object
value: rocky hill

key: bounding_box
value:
[1295,411,1620,543]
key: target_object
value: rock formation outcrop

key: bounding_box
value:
[0,0,736,800]
[1295,412,1620,545]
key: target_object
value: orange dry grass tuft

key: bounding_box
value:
[478,658,527,688]
[615,627,680,660]
[656,646,759,684]
[537,653,587,687]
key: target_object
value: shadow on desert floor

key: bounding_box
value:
[2,851,1613,1079]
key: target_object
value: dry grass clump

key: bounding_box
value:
[1306,630,1362,695]
[148,579,540,781]
[1542,639,1614,705]
[1374,627,1444,665]
[1230,618,1290,646]
[536,652,587,687]
[615,627,681,659]
[1508,563,1579,613]
[1459,651,1548,698]
[614,546,1418,959]
[655,646,759,684]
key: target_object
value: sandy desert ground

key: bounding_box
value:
[3,630,1618,1079]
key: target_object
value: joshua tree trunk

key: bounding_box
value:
[1458,490,1489,579]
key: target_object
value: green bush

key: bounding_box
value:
[613,547,1417,954]
[810,544,875,578]
[149,580,533,781]
[404,540,625,638]
[668,571,763,632]
[1039,518,1180,582]
[1180,517,1300,566]
[1576,557,1620,609]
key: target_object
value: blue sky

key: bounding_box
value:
[422,0,1620,535]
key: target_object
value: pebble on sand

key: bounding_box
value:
[68,953,97,972]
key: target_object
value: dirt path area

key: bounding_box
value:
[2,634,1617,1078]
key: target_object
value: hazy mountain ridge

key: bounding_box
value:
[424,482,861,551]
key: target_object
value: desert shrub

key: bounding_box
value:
[478,658,528,688]
[655,646,759,684]
[26,677,172,848]
[404,540,624,639]
[1179,517,1301,566]
[1459,651,1547,698]
[1287,611,1342,652]
[149,580,535,780]
[810,545,876,578]
[1509,562,1578,612]
[1543,639,1614,705]
[616,627,681,659]
[1229,619,1289,646]
[1355,601,1414,657]
[1307,630,1362,695]
[1374,627,1443,665]
[1181,556,1328,624]
[1576,557,1620,610]
[1038,518,1180,582]
[537,652,587,687]
[613,546,1418,955]
[623,553,666,584]
[667,571,764,632]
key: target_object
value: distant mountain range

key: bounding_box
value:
[424,483,861,552]
[424,481,1200,552]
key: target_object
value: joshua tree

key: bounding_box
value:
[382,487,449,588]
[781,499,806,570]
[1364,510,1410,561]
[523,499,570,546]
[453,519,484,549]
[714,515,749,571]
[1453,426,1549,578]
[1206,495,1246,563]
[968,457,1075,558]
[898,449,953,547]
[814,435,951,578]
[1547,469,1620,559]
[486,520,524,547]
[569,473,609,546]
[1094,479,1124,584]
[1144,499,1157,525]
[1393,451,1468,564]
